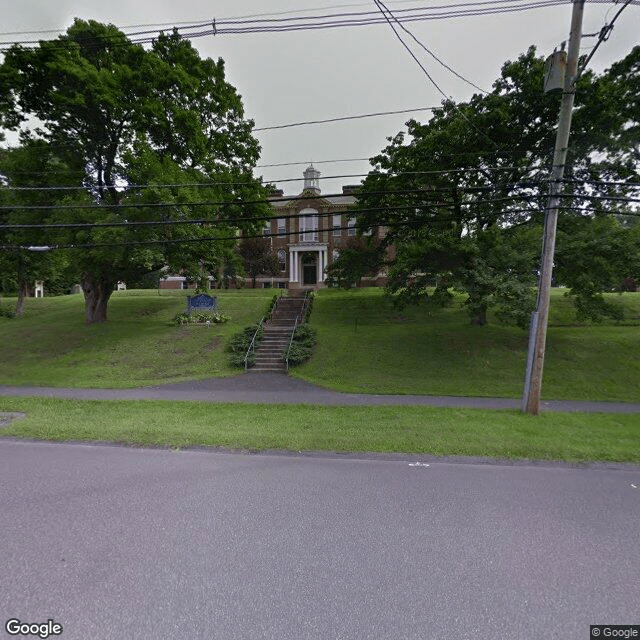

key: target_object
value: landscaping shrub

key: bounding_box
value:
[0,304,16,319]
[304,292,315,322]
[284,324,317,366]
[173,311,230,326]
[227,323,264,367]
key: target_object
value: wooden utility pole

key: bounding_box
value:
[522,0,585,414]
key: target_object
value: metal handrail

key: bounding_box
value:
[243,293,284,370]
[244,316,264,371]
[284,315,299,372]
[284,292,311,371]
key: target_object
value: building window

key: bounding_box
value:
[277,249,286,272]
[333,214,341,236]
[277,218,286,235]
[299,208,318,242]
[332,249,340,261]
[277,282,288,289]
[263,220,271,236]
[347,217,356,236]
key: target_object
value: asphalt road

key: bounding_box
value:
[1,372,640,412]
[1,440,638,640]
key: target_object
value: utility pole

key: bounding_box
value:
[522,0,585,415]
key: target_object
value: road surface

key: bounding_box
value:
[1,440,638,639]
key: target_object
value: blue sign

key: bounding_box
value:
[187,294,217,312]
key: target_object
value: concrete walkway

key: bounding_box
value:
[1,373,639,413]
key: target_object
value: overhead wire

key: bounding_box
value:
[2,190,637,232]
[2,1,625,51]
[575,0,636,80]
[0,166,546,192]
[373,0,502,150]
[253,107,440,131]
[3,0,637,40]
[8,203,640,253]
[374,2,489,94]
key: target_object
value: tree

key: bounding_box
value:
[0,139,74,316]
[337,45,639,325]
[325,236,384,289]
[0,20,268,322]
[237,237,279,288]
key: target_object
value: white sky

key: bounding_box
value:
[1,1,638,194]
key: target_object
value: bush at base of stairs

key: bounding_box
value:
[227,324,264,368]
[284,324,317,366]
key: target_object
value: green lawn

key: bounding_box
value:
[1,396,639,463]
[0,289,275,387]
[1,286,639,404]
[293,288,640,402]
[1,288,639,463]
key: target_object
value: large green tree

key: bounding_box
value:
[331,45,639,325]
[0,138,76,315]
[0,19,268,322]
[237,237,279,288]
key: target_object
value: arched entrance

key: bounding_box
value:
[301,253,317,286]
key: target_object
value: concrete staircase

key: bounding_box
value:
[249,294,308,373]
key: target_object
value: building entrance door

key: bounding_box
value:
[302,264,317,285]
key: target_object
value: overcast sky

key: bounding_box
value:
[1,1,638,194]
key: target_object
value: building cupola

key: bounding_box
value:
[303,164,321,194]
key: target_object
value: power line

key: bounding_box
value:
[375,3,489,94]
[374,0,501,150]
[0,187,544,213]
[4,190,638,232]
[4,0,635,39]
[7,202,639,253]
[0,166,544,193]
[3,1,621,51]
[576,0,635,80]
[256,157,371,168]
[253,107,440,131]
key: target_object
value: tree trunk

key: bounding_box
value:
[15,277,29,318]
[81,274,114,323]
[471,308,488,325]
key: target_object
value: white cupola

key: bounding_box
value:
[303,164,321,194]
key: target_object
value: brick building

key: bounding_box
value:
[253,165,386,290]
[160,165,386,290]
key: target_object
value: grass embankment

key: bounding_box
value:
[293,288,640,402]
[1,396,639,463]
[0,289,275,388]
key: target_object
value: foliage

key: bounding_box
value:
[304,292,315,322]
[284,324,317,366]
[0,303,16,319]
[332,45,640,325]
[0,140,75,316]
[173,311,230,326]
[555,216,640,322]
[3,396,640,462]
[0,20,269,323]
[0,289,274,386]
[237,237,280,288]
[291,288,640,402]
[227,323,264,367]
[267,294,279,315]
[325,236,384,289]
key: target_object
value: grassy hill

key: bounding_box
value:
[1,287,638,402]
[292,288,640,402]
[0,289,275,388]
